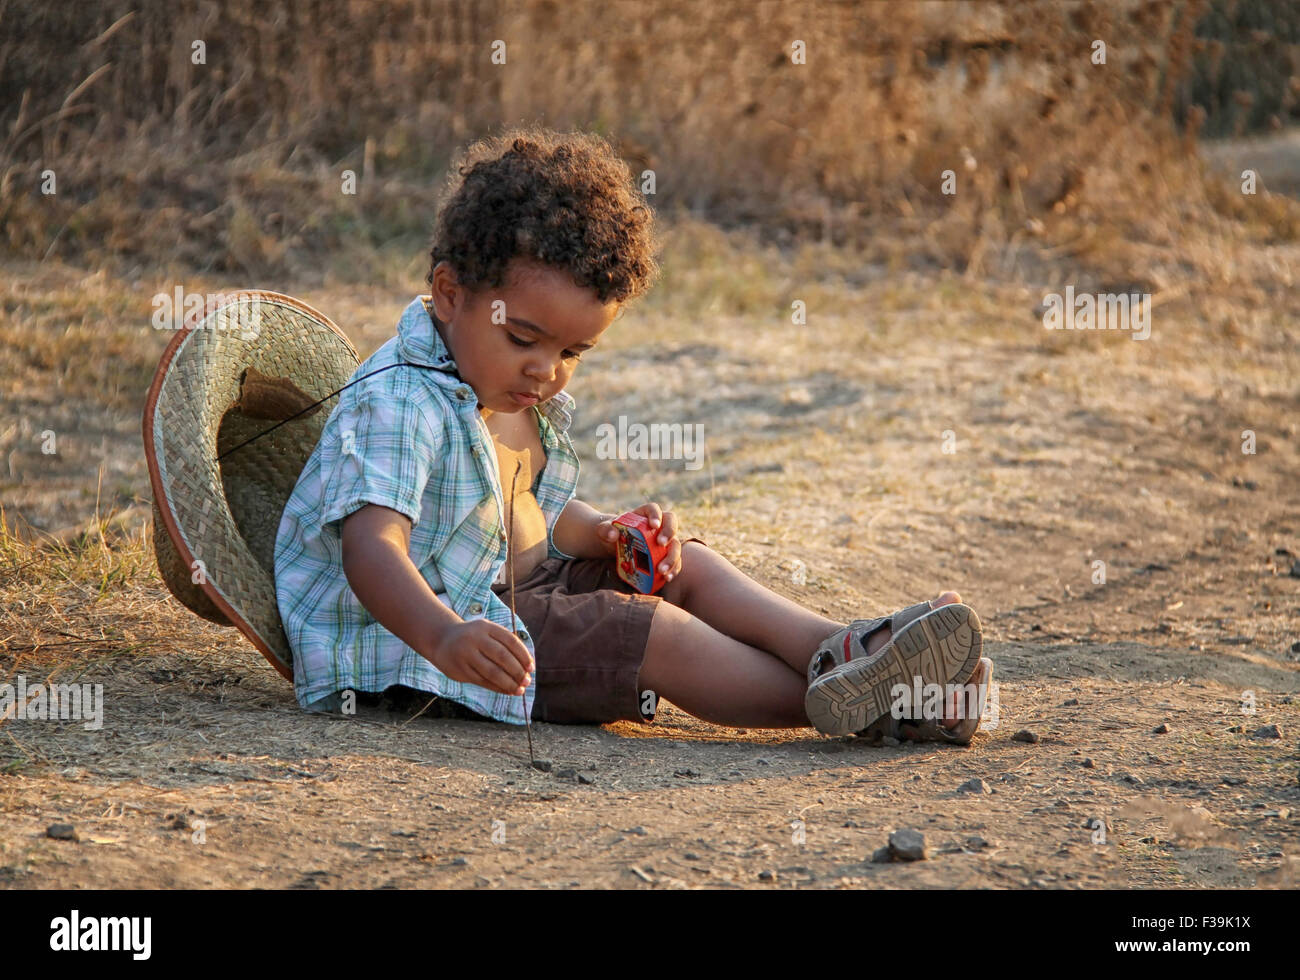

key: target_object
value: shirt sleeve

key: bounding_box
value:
[545,494,578,561]
[319,389,441,530]
[538,415,579,561]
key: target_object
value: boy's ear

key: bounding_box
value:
[430,261,466,308]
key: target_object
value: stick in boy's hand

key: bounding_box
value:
[504,459,537,765]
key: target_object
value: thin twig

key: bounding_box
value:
[507,458,535,765]
[398,696,441,728]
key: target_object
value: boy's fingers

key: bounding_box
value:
[488,621,534,667]
[640,502,662,527]
[477,650,527,694]
[485,634,532,680]
[506,631,535,670]
[656,512,677,545]
[658,539,682,578]
[481,641,526,683]
[462,660,509,695]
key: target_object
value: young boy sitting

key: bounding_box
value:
[274,126,993,744]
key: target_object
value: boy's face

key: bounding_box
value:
[428,257,618,416]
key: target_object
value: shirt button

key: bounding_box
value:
[468,601,483,615]
[456,387,471,400]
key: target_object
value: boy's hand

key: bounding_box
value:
[429,620,535,696]
[595,503,682,582]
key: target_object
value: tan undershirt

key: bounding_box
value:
[490,438,549,586]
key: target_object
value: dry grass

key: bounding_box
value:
[3,0,1297,290]
[0,500,159,772]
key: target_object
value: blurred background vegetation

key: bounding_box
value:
[1,0,1297,289]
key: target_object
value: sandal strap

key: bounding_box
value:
[889,600,938,634]
[807,599,941,685]
[851,599,936,654]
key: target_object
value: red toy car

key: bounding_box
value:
[612,511,673,595]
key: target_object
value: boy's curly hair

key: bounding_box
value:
[427,125,660,307]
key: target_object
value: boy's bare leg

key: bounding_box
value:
[655,542,959,675]
[636,601,813,727]
[636,542,964,729]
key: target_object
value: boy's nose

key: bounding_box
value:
[524,366,555,384]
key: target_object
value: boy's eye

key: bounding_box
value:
[508,334,582,360]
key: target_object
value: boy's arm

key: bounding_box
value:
[341,504,462,661]
[551,498,616,559]
[341,504,534,696]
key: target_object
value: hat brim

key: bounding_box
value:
[143,290,359,681]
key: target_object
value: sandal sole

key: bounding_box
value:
[805,604,983,736]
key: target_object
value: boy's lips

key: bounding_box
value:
[510,391,540,405]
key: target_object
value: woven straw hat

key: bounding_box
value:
[143,291,359,680]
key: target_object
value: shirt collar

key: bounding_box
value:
[397,296,575,435]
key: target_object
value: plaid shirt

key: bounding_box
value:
[273,296,580,724]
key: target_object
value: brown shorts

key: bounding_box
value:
[491,538,708,725]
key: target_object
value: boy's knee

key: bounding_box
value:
[679,539,716,578]
[666,539,715,598]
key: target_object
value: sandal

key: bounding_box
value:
[804,602,983,736]
[858,657,994,746]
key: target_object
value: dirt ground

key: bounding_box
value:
[2,217,1299,888]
